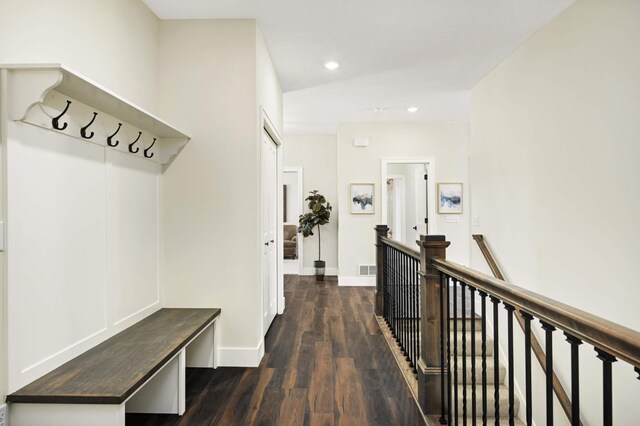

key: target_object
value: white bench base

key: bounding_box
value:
[9,318,217,426]
[10,404,126,426]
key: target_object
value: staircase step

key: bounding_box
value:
[451,317,483,331]
[450,356,505,384]
[453,384,520,417]
[446,417,525,425]
[449,332,493,356]
[449,417,525,425]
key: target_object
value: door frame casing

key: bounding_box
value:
[385,174,406,244]
[261,110,284,331]
[283,167,304,275]
[414,166,428,238]
[381,157,437,237]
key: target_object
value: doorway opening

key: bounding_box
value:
[283,167,303,275]
[381,158,436,248]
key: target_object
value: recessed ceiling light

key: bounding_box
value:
[374,107,384,113]
[407,106,419,113]
[324,61,340,70]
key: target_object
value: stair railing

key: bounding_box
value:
[473,234,578,425]
[375,225,421,375]
[424,235,640,426]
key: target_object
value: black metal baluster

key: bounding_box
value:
[447,276,453,425]
[461,282,468,425]
[415,259,420,373]
[389,248,394,331]
[521,311,533,426]
[398,250,401,346]
[388,246,392,326]
[490,296,500,425]
[382,245,386,322]
[479,291,487,426]
[505,304,515,426]
[392,249,397,340]
[541,321,556,426]
[389,248,397,343]
[397,250,401,347]
[412,260,416,366]
[470,286,477,426]
[404,254,409,360]
[399,253,404,354]
[453,281,459,425]
[595,348,617,426]
[387,246,391,324]
[565,333,582,426]
[419,262,422,363]
[404,254,408,357]
[439,272,447,425]
[410,259,414,371]
[405,255,410,361]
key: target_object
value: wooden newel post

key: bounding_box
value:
[374,225,389,316]
[417,234,450,415]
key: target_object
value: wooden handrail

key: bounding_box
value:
[472,235,505,280]
[431,256,640,369]
[472,234,578,425]
[380,236,421,261]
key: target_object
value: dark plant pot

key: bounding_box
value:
[314,260,326,281]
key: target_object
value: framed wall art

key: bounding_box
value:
[350,183,375,214]
[438,182,462,214]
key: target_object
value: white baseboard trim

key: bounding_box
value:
[218,339,264,367]
[338,276,376,286]
[283,260,300,275]
[301,267,339,276]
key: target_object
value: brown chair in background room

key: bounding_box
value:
[284,224,298,259]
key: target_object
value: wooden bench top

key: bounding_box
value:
[7,308,221,405]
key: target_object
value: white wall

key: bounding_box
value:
[283,171,299,224]
[283,135,338,274]
[256,27,283,135]
[337,122,470,284]
[158,19,282,367]
[0,0,160,401]
[0,0,159,112]
[470,0,640,423]
[4,97,161,393]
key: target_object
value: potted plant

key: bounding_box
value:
[298,190,332,281]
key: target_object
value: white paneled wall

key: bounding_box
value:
[106,150,160,327]
[6,121,161,392]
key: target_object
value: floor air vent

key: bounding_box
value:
[358,264,377,276]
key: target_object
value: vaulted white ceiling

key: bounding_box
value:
[144,0,574,134]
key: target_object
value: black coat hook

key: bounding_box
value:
[129,131,142,153]
[107,123,122,147]
[144,138,156,159]
[80,112,98,139]
[52,100,72,131]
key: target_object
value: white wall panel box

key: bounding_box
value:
[353,138,369,147]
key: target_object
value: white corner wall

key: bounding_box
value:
[470,0,640,423]
[337,122,470,285]
[5,122,162,393]
[283,135,339,275]
[158,19,282,366]
[0,0,160,112]
[0,0,161,401]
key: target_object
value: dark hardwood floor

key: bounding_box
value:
[127,275,424,425]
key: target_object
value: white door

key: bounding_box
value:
[386,177,405,243]
[413,166,428,243]
[262,130,278,335]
